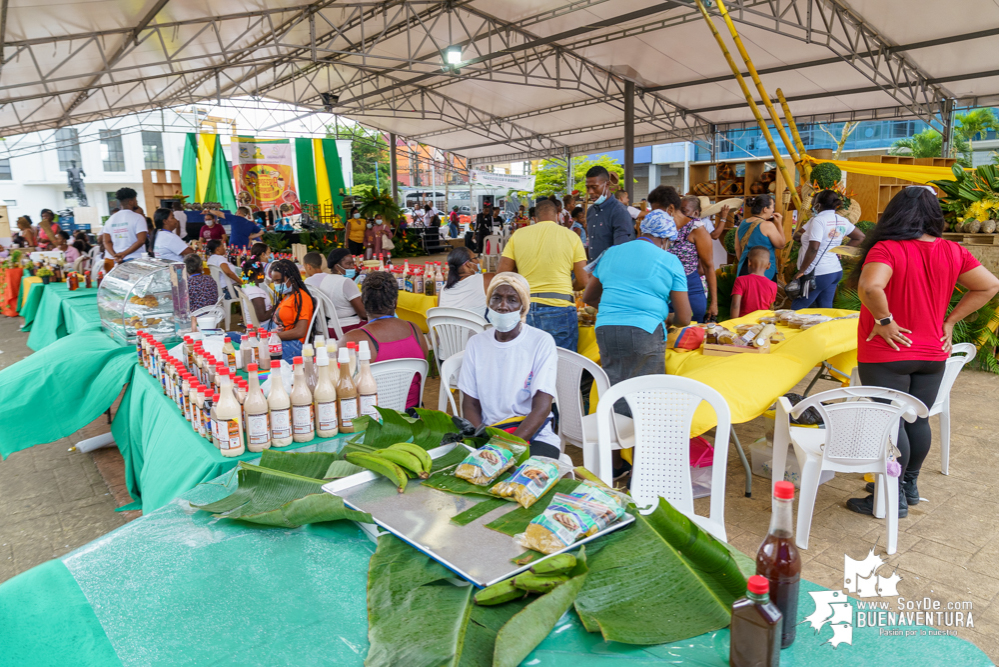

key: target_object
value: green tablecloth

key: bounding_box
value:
[17,276,46,327]
[24,283,99,350]
[0,468,990,667]
[111,366,352,513]
[0,330,136,460]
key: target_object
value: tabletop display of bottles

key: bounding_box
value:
[349,254,448,296]
[133,330,380,455]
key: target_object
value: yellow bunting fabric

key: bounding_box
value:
[313,138,332,206]
[802,154,966,186]
[195,133,216,201]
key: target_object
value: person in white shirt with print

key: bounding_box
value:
[102,187,148,263]
[152,208,195,263]
[205,239,239,299]
[790,189,865,309]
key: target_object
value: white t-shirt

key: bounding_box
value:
[153,230,190,263]
[243,284,273,311]
[798,210,855,276]
[104,210,148,261]
[317,273,363,327]
[439,273,487,315]
[304,273,326,291]
[458,325,559,448]
[173,210,187,238]
[207,254,235,291]
[699,217,730,269]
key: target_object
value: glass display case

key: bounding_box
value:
[98,258,191,344]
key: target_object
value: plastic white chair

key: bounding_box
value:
[71,255,92,274]
[555,348,635,463]
[207,264,241,330]
[772,387,928,555]
[309,288,345,341]
[370,357,429,412]
[237,284,261,328]
[426,306,486,367]
[849,342,975,476]
[438,351,464,414]
[191,303,225,328]
[595,375,732,542]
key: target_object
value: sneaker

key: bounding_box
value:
[847,491,908,518]
[865,481,919,505]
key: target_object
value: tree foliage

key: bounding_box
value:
[327,123,393,191]
[528,155,626,199]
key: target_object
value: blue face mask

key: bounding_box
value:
[344,268,357,279]
[273,283,287,295]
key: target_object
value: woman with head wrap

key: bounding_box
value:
[583,206,691,477]
[313,247,367,337]
[458,272,561,459]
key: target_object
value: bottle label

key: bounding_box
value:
[182,394,190,421]
[211,417,221,447]
[224,419,242,450]
[360,393,378,417]
[317,401,337,431]
[192,406,202,434]
[271,408,292,439]
[247,413,270,445]
[226,352,237,375]
[339,397,358,427]
[292,404,314,436]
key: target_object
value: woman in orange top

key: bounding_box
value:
[268,259,315,363]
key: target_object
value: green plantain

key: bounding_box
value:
[375,448,428,479]
[473,578,526,606]
[512,572,570,593]
[388,442,433,474]
[529,553,577,576]
[345,452,408,493]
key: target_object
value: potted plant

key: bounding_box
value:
[37,266,53,284]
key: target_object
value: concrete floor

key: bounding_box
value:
[1,284,997,660]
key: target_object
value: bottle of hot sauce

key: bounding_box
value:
[756,480,802,649]
[729,575,782,667]
[335,347,359,433]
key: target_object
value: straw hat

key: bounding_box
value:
[701,197,743,218]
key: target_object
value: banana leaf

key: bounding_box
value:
[492,549,589,667]
[362,407,417,448]
[450,497,509,526]
[366,535,474,667]
[430,445,469,473]
[574,499,752,645]
[412,408,461,450]
[457,599,532,667]
[483,479,580,536]
[236,491,372,527]
[259,449,339,479]
[324,460,366,478]
[191,467,260,513]
[421,471,502,498]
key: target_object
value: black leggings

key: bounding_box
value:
[857,360,945,478]
[348,240,364,255]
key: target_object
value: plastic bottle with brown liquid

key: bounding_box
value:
[356,344,378,418]
[314,348,338,438]
[223,336,237,375]
[268,359,293,446]
[243,328,258,368]
[336,347,359,433]
[325,340,339,385]
[244,364,271,452]
[268,331,283,364]
[756,480,802,648]
[291,356,315,442]
[729,575,782,667]
[216,374,245,456]
[257,331,270,372]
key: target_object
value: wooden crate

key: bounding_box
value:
[703,343,770,357]
[943,232,999,246]
[848,156,955,224]
[141,169,183,215]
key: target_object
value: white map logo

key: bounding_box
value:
[803,546,901,648]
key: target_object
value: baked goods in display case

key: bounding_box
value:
[98,258,192,344]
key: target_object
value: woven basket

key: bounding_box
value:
[837,199,862,224]
[692,181,715,196]
[749,181,767,194]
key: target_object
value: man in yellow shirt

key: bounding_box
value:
[345,207,366,255]
[498,199,589,350]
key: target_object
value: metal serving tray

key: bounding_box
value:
[322,443,634,588]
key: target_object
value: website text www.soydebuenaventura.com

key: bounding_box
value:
[855,597,975,633]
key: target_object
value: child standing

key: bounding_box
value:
[730,246,778,318]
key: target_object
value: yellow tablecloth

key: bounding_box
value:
[20,276,42,307]
[581,309,858,436]
[396,290,437,333]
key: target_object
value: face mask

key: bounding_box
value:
[343,268,357,279]
[594,183,608,206]
[488,308,521,333]
[375,218,382,223]
[366,223,373,229]
[273,283,287,295]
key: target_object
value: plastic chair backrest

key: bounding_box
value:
[426,307,486,363]
[370,357,429,411]
[71,255,92,274]
[310,288,345,340]
[207,264,223,289]
[555,348,611,445]
[484,234,502,256]
[190,303,224,327]
[596,375,731,533]
[440,351,464,414]
[790,387,928,464]
[237,284,261,328]
[930,343,976,413]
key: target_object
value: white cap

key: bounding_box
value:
[359,346,371,361]
[338,347,350,364]
[358,340,370,355]
[316,347,329,366]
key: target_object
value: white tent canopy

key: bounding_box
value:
[2,0,997,164]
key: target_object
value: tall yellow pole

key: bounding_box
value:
[715,0,800,168]
[776,88,809,184]
[694,0,803,215]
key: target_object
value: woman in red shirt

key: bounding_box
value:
[848,186,999,518]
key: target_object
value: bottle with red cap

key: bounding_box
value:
[729,574,782,667]
[223,336,237,375]
[756,480,801,648]
[290,356,315,442]
[268,359,293,446]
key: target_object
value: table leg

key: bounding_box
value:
[731,429,752,497]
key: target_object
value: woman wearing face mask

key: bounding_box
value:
[315,248,368,337]
[665,192,719,322]
[342,271,429,409]
[437,247,494,314]
[735,194,785,280]
[266,259,315,363]
[205,239,238,299]
[789,189,865,310]
[346,207,366,255]
[363,216,393,260]
[199,212,227,244]
[458,273,561,459]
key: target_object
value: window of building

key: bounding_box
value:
[0,159,11,180]
[141,131,165,169]
[5,200,16,207]
[56,128,82,170]
[106,192,120,212]
[100,129,126,172]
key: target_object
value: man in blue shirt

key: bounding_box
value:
[585,166,635,260]
[226,206,263,249]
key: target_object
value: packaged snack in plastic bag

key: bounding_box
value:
[490,456,571,508]
[454,436,525,485]
[516,493,622,554]
[569,481,632,515]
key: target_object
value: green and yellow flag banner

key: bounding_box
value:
[180,132,237,210]
[297,138,348,221]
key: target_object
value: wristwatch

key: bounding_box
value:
[876,314,893,326]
